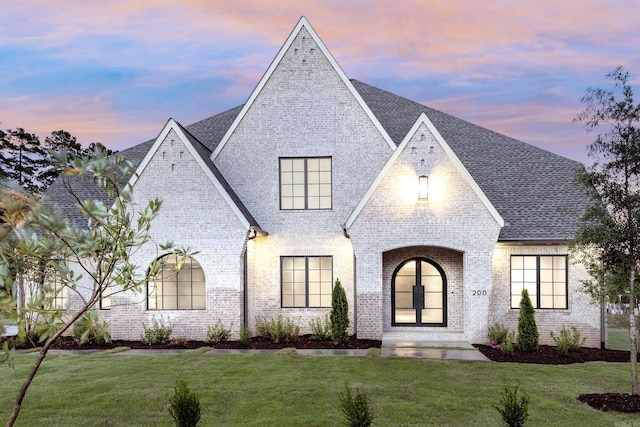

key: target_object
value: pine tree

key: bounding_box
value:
[516,289,539,351]
[0,128,46,193]
[330,279,349,344]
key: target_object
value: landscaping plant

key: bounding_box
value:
[255,315,299,343]
[72,310,111,345]
[330,279,349,345]
[310,314,331,341]
[502,332,515,356]
[339,384,373,427]
[239,327,250,347]
[169,379,201,427]
[488,323,509,348]
[205,319,232,344]
[516,289,539,351]
[494,384,529,427]
[142,316,173,345]
[550,326,586,355]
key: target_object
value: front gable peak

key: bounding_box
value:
[210,16,395,160]
[344,113,505,230]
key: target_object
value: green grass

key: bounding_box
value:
[609,328,631,351]
[0,351,637,426]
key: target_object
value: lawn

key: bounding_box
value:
[0,349,637,426]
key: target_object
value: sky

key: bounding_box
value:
[1,1,638,166]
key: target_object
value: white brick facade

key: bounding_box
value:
[61,17,602,347]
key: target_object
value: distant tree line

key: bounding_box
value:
[0,125,116,194]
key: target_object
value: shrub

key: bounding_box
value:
[255,315,299,343]
[169,379,201,427]
[494,384,529,427]
[205,319,232,344]
[330,279,349,345]
[516,289,539,351]
[141,316,173,345]
[501,332,515,356]
[310,314,331,341]
[488,323,509,347]
[239,327,250,347]
[339,384,373,427]
[550,326,586,355]
[73,310,111,346]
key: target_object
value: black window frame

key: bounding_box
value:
[280,256,333,308]
[279,157,332,210]
[147,254,206,311]
[510,255,568,309]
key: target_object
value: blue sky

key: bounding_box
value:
[1,1,638,165]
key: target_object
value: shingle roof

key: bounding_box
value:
[43,81,589,241]
[350,79,590,241]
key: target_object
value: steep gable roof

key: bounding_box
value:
[345,113,504,230]
[130,119,264,234]
[351,80,590,241]
[210,16,396,160]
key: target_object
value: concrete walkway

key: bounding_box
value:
[380,338,490,362]
[43,342,489,361]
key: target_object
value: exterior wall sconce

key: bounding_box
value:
[419,175,429,200]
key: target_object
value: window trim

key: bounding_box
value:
[510,255,568,310]
[280,256,333,308]
[147,254,206,311]
[279,157,333,210]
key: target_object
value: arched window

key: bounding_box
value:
[147,254,206,310]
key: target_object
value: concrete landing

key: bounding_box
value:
[381,337,490,362]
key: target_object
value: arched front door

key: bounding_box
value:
[392,258,447,326]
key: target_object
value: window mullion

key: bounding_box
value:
[305,256,310,307]
[303,158,308,210]
[536,256,541,309]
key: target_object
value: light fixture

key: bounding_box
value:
[419,175,429,200]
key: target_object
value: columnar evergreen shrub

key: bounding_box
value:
[339,385,373,427]
[516,289,539,351]
[330,279,349,345]
[239,327,250,347]
[169,379,201,427]
[502,332,515,356]
[494,384,529,427]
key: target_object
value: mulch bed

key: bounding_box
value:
[475,344,640,414]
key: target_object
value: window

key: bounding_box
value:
[99,285,111,310]
[280,157,332,210]
[511,255,567,309]
[147,254,206,310]
[46,278,68,310]
[281,256,333,307]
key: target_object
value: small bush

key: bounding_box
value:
[339,384,374,427]
[73,311,111,345]
[488,323,509,346]
[516,289,539,351]
[255,315,299,343]
[239,327,250,347]
[550,326,586,355]
[142,316,173,345]
[310,314,331,341]
[494,384,529,427]
[330,279,350,345]
[205,319,232,344]
[169,379,201,427]
[501,332,515,356]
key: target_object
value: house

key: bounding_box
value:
[46,17,601,347]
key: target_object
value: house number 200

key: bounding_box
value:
[472,290,487,296]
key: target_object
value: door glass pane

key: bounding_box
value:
[395,309,416,323]
[422,308,443,323]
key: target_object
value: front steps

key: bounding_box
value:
[381,330,490,361]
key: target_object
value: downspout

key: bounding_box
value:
[353,253,357,337]
[243,249,248,329]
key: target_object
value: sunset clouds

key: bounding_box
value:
[1,1,637,164]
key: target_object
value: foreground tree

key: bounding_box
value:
[0,147,167,426]
[570,66,640,395]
